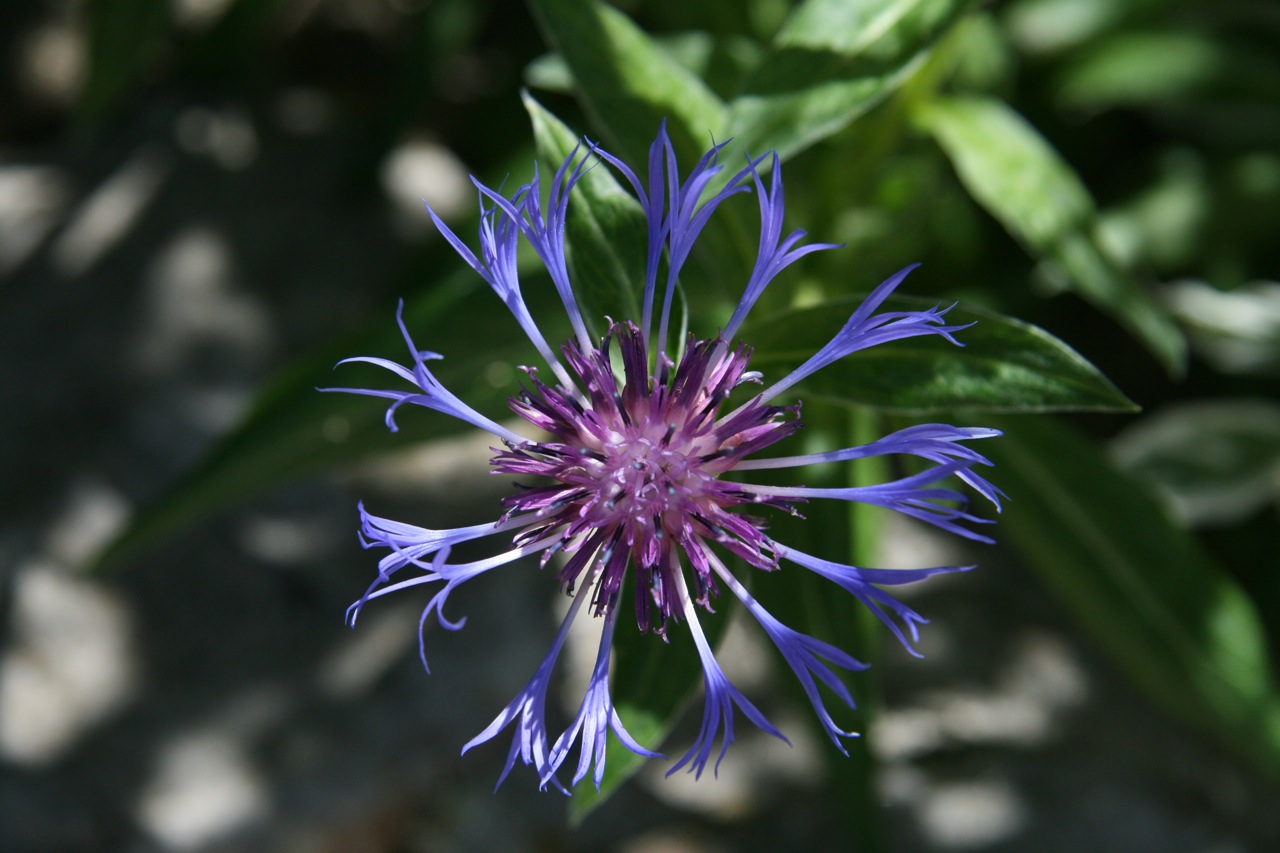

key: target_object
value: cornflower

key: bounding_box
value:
[329,124,1001,791]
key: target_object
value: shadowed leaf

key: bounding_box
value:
[984,415,1280,783]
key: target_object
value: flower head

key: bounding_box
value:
[329,124,1001,790]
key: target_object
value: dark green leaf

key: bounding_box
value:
[916,95,1187,374]
[725,0,977,161]
[524,94,646,336]
[745,294,1136,413]
[526,0,727,164]
[984,415,1280,782]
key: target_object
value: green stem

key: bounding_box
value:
[842,406,888,851]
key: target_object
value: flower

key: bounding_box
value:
[328,124,1001,791]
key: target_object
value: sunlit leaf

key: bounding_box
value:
[1002,0,1131,57]
[1163,279,1280,375]
[1096,150,1208,271]
[745,294,1136,413]
[916,95,1186,374]
[1057,32,1223,106]
[526,31,761,99]
[526,0,763,328]
[725,0,977,161]
[526,0,727,163]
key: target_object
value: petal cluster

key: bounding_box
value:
[329,124,1001,789]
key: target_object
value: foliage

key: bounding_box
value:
[81,0,1280,831]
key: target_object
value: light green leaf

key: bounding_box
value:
[916,95,1186,374]
[1163,279,1280,375]
[725,0,977,161]
[526,0,727,163]
[526,31,761,97]
[524,94,646,336]
[984,415,1280,782]
[1002,0,1131,57]
[745,294,1136,413]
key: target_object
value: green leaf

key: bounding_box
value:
[745,294,1136,413]
[916,95,1187,374]
[524,93,647,336]
[1057,32,1225,106]
[1056,32,1280,110]
[984,415,1280,782]
[526,0,728,163]
[1112,398,1280,527]
[725,0,977,161]
[91,273,550,573]
[526,31,761,98]
[526,1,762,328]
[1163,279,1280,376]
[1002,0,1131,57]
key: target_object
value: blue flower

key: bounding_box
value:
[328,124,1001,790]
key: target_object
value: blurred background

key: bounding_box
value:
[1,0,1278,850]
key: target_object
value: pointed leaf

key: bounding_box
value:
[526,0,727,162]
[745,294,1136,413]
[1057,32,1280,110]
[916,95,1186,374]
[725,0,976,161]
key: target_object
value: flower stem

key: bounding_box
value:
[842,405,888,851]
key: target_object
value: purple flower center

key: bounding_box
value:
[493,321,801,636]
